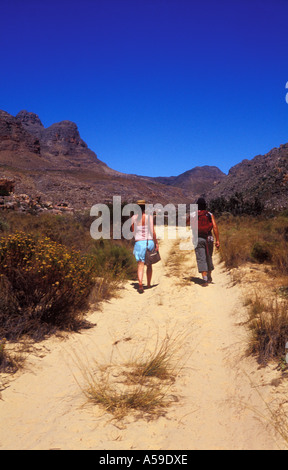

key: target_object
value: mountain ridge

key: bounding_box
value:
[0,109,287,211]
[208,143,288,210]
[0,110,197,207]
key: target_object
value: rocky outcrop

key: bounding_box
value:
[41,120,88,154]
[16,110,44,139]
[0,192,74,214]
[0,110,117,173]
[0,110,41,157]
[207,143,288,210]
[38,120,104,169]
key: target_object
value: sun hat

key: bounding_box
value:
[137,199,146,205]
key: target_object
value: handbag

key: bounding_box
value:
[145,239,161,265]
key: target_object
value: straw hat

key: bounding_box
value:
[136,199,146,205]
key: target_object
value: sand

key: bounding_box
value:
[0,229,287,450]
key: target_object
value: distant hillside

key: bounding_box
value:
[152,166,226,194]
[207,143,288,210]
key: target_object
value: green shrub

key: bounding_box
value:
[0,232,96,340]
[90,239,137,280]
[209,192,264,216]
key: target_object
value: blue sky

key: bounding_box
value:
[1,0,288,177]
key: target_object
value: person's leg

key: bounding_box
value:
[145,240,154,288]
[195,239,209,286]
[201,271,209,287]
[137,261,145,292]
[207,240,214,283]
[147,264,152,287]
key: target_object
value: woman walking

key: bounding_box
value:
[191,197,220,287]
[131,200,159,293]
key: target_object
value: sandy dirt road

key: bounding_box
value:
[0,230,286,450]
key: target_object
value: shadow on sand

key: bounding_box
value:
[131,282,159,291]
[184,276,213,286]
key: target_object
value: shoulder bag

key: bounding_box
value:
[145,239,161,265]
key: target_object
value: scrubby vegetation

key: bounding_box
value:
[218,210,288,365]
[0,338,24,373]
[245,295,288,365]
[0,211,137,341]
[217,211,288,275]
[0,232,96,339]
[209,192,264,217]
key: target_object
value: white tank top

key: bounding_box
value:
[132,214,153,241]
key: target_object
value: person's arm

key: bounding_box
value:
[131,215,135,239]
[153,227,159,250]
[150,215,159,250]
[211,214,220,249]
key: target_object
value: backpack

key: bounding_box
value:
[198,210,213,238]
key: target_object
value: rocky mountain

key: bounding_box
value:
[0,110,116,174]
[0,110,42,167]
[0,110,198,208]
[207,143,288,211]
[1,109,287,212]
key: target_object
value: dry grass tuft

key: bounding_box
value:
[245,294,288,365]
[84,367,172,420]
[126,332,183,381]
[0,339,25,375]
[77,332,185,420]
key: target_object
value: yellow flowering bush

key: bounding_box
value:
[0,232,96,339]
